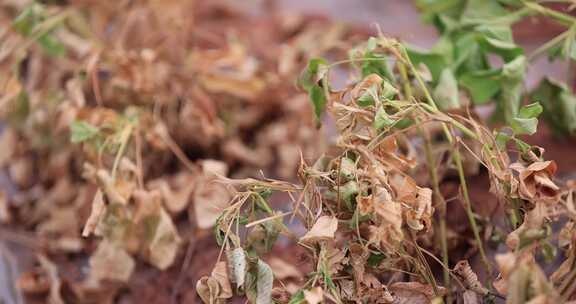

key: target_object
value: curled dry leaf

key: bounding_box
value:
[453,260,488,295]
[511,161,560,203]
[300,215,338,243]
[211,261,233,299]
[82,190,106,237]
[389,174,433,231]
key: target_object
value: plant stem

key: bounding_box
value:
[523,1,576,27]
[399,44,493,274]
[399,60,451,295]
[453,144,492,274]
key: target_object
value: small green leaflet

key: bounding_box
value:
[433,68,459,110]
[12,4,66,57]
[498,56,526,124]
[373,106,395,130]
[531,78,576,136]
[459,69,500,104]
[361,37,394,81]
[510,102,543,135]
[288,290,305,304]
[70,120,100,143]
[300,58,328,127]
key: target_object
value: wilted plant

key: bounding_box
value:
[201,32,574,303]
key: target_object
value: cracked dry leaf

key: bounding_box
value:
[511,161,560,203]
[88,240,135,283]
[300,215,338,243]
[303,287,323,304]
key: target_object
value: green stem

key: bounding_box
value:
[523,1,576,27]
[453,145,492,274]
[399,44,493,274]
[399,60,451,295]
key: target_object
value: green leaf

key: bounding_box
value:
[357,83,379,107]
[309,85,326,126]
[415,0,464,28]
[373,106,395,130]
[381,81,399,100]
[511,102,543,135]
[300,58,328,126]
[37,34,66,57]
[433,68,459,110]
[299,58,327,91]
[406,46,450,82]
[256,260,274,304]
[531,78,576,136]
[70,120,100,143]
[361,38,394,81]
[459,69,501,104]
[338,157,356,181]
[339,181,359,211]
[461,0,507,24]
[495,130,512,149]
[288,290,305,304]
[453,33,489,73]
[12,5,39,35]
[12,3,66,57]
[498,55,526,124]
